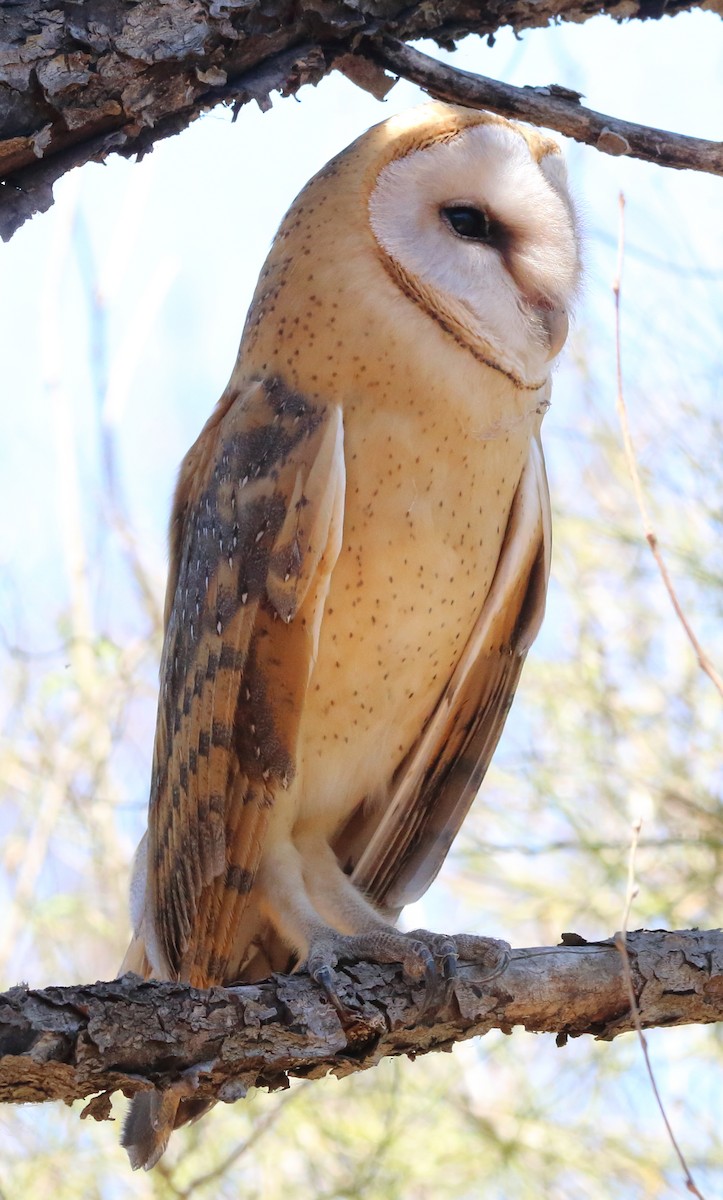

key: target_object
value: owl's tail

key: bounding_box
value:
[123,1088,214,1171]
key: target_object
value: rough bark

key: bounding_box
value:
[1,928,721,1120]
[1,0,721,240]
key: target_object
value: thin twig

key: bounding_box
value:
[464,835,716,856]
[364,39,723,178]
[615,821,706,1200]
[176,1085,309,1198]
[613,193,723,698]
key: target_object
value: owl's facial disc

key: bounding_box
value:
[368,119,580,386]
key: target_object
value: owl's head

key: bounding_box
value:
[244,103,581,396]
[365,103,581,388]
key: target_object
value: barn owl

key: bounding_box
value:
[121,101,580,1168]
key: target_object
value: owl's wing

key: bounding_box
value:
[146,377,345,984]
[345,435,550,916]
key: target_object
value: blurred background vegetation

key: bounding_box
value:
[0,11,721,1199]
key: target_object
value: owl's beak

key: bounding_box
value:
[540,305,569,360]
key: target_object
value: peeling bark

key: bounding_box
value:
[0,0,720,239]
[1,929,721,1119]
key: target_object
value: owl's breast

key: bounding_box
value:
[295,389,532,836]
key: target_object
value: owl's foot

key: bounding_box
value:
[407,929,511,982]
[304,927,510,1018]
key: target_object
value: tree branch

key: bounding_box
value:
[1,929,721,1120]
[0,0,719,240]
[365,38,723,176]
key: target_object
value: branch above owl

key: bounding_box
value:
[0,0,720,239]
[1,930,721,1117]
[362,39,723,177]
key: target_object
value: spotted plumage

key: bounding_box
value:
[121,101,580,1168]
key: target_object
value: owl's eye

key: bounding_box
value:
[441,205,492,242]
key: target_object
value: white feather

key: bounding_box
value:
[368,121,580,384]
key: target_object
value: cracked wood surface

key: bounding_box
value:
[1,929,721,1120]
[1,0,720,239]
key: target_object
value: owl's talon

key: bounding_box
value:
[442,950,459,980]
[312,964,357,1020]
[312,963,336,996]
[403,939,436,987]
[425,933,460,980]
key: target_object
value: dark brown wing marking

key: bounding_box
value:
[337,436,551,915]
[148,377,345,983]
